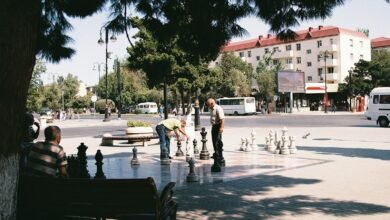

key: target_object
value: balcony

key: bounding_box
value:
[319,59,338,67]
[273,50,294,59]
[325,72,338,81]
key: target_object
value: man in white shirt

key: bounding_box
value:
[206,98,225,166]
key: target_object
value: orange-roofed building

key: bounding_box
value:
[371,37,390,52]
[210,25,372,111]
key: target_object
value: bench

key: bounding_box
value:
[18,175,177,220]
[101,134,160,147]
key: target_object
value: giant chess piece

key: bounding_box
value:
[239,137,245,151]
[251,129,257,150]
[281,126,288,137]
[186,158,199,182]
[268,131,276,153]
[244,137,251,152]
[199,127,210,160]
[289,136,298,154]
[77,142,90,178]
[281,136,290,155]
[193,139,200,155]
[211,152,221,172]
[94,150,106,179]
[131,146,140,165]
[176,140,184,157]
[160,150,171,165]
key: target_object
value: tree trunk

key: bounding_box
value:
[0,1,41,219]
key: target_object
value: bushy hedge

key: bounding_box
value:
[95,99,116,114]
[127,120,152,127]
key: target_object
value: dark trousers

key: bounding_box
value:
[211,124,224,161]
[156,124,170,158]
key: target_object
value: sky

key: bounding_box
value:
[45,0,390,86]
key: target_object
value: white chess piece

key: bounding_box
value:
[289,136,298,154]
[245,137,251,152]
[281,136,290,155]
[240,137,245,151]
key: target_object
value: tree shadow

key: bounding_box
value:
[299,146,390,161]
[175,175,390,219]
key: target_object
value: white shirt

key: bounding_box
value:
[210,104,225,125]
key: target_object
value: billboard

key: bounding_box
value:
[277,71,305,93]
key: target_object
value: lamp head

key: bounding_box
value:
[110,34,117,42]
[98,38,104,45]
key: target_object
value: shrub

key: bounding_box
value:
[95,99,116,114]
[127,120,152,127]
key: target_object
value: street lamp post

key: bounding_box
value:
[320,50,331,113]
[98,27,116,122]
[194,88,201,131]
[93,62,104,97]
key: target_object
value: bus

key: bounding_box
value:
[136,102,158,114]
[364,87,390,127]
[217,97,256,115]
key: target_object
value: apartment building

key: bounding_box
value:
[211,25,371,109]
[372,37,390,52]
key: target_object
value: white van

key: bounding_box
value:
[137,102,158,114]
[364,87,390,127]
[217,97,256,115]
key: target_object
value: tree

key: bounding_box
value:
[255,54,283,105]
[26,60,45,112]
[2,0,389,217]
[58,74,80,109]
[211,53,253,97]
[41,83,62,111]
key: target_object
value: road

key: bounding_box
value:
[56,114,374,139]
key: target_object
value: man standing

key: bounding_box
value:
[206,98,225,166]
[156,118,189,159]
[26,126,68,178]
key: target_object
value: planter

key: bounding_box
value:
[125,127,154,141]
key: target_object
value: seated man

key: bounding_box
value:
[26,126,68,178]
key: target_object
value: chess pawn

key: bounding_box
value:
[131,146,140,165]
[240,137,245,151]
[251,130,257,149]
[186,158,199,182]
[281,136,290,155]
[289,136,298,154]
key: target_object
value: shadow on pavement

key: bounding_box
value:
[299,146,390,161]
[175,175,390,219]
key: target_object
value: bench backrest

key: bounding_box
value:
[18,175,162,219]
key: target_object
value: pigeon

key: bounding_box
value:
[302,132,310,139]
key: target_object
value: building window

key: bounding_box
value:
[286,58,292,64]
[286,45,292,51]
[273,59,278,65]
[350,53,354,60]
[273,47,279,52]
[247,51,251,57]
[265,48,270,54]
[350,39,354,47]
[328,67,334,73]
[330,38,334,45]
[307,62,312,67]
[360,41,363,48]
[307,76,312,81]
[296,57,301,64]
[317,55,321,62]
[360,54,363,60]
[307,49,312,54]
[256,56,260,61]
[239,52,244,57]
[318,68,323,76]
[317,40,322,48]
[296,43,301,51]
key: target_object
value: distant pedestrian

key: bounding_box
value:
[206,98,225,164]
[156,118,189,159]
[332,103,336,113]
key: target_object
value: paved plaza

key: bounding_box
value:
[51,112,390,220]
